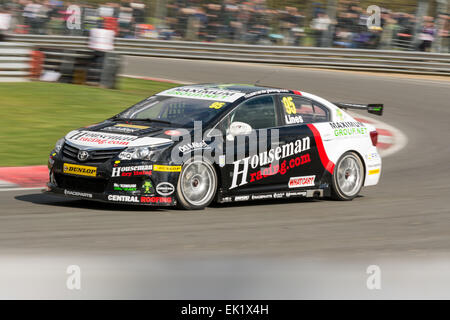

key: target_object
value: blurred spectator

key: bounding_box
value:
[435,13,449,53]
[87,27,114,83]
[418,17,436,52]
[118,3,133,38]
[0,6,12,40]
[279,6,304,46]
[130,2,145,24]
[0,0,448,52]
[204,3,221,42]
[310,12,332,47]
[443,15,450,53]
[378,10,395,50]
[82,4,100,36]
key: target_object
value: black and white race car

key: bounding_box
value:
[47,84,383,210]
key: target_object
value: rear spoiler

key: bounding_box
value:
[333,103,384,116]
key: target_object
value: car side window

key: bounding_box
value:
[279,95,329,125]
[227,95,277,130]
[312,103,329,123]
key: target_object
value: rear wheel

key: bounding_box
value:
[176,157,218,210]
[331,151,364,201]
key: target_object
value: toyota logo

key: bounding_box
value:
[77,150,89,161]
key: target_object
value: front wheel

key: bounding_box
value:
[331,151,364,201]
[176,157,218,210]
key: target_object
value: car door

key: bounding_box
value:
[275,94,332,190]
[215,94,283,194]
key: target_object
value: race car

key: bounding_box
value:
[46,84,383,210]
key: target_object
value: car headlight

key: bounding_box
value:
[55,138,65,153]
[119,142,173,161]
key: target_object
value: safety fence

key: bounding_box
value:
[5,34,450,76]
[0,42,33,82]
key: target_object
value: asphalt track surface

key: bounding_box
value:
[1,57,450,298]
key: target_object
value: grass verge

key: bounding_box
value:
[0,78,179,167]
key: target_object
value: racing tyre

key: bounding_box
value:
[331,151,364,201]
[176,157,218,210]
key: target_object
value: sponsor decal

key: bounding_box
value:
[141,180,154,194]
[153,165,182,172]
[336,109,344,121]
[233,192,307,201]
[111,165,153,177]
[64,190,93,198]
[113,183,138,192]
[369,168,380,175]
[286,191,307,197]
[366,153,379,161]
[158,87,244,102]
[103,124,150,134]
[244,89,289,99]
[329,121,365,129]
[329,122,368,137]
[234,195,250,201]
[230,137,311,189]
[221,197,232,203]
[115,124,149,129]
[285,114,303,124]
[140,196,172,204]
[273,192,285,199]
[334,127,368,137]
[289,175,316,188]
[107,195,139,203]
[246,154,312,185]
[67,131,139,146]
[251,194,273,200]
[63,163,97,177]
[178,141,210,154]
[156,182,175,196]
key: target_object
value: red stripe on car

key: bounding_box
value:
[307,124,335,174]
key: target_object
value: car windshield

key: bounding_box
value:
[116,95,232,127]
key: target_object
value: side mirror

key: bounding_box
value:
[228,122,253,139]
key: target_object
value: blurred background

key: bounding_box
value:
[0,1,449,300]
[0,0,448,52]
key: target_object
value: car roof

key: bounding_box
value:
[187,83,284,94]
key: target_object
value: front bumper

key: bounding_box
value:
[47,154,179,207]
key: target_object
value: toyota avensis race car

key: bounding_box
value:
[46,84,383,210]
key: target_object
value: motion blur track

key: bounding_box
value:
[1,57,450,264]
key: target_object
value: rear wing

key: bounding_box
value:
[333,103,384,116]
